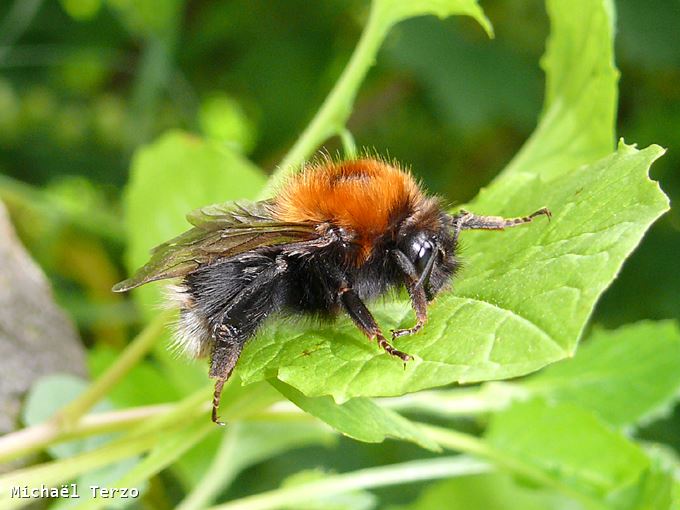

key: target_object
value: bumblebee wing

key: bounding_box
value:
[112,200,318,292]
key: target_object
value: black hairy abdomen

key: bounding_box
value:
[183,245,404,333]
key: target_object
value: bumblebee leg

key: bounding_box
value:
[208,256,288,424]
[453,207,551,234]
[210,329,244,426]
[340,287,412,362]
[390,249,428,339]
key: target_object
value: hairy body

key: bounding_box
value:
[114,157,550,423]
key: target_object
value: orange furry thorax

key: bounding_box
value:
[274,158,425,261]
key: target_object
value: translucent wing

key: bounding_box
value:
[112,200,318,292]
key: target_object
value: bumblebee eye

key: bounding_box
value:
[405,236,435,275]
[415,242,433,274]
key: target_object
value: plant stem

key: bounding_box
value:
[0,403,171,464]
[0,310,172,464]
[176,424,242,510]
[339,128,357,159]
[56,309,173,429]
[0,392,210,509]
[0,432,157,509]
[259,2,390,198]
[209,456,490,510]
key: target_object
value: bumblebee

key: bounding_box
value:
[114,157,550,423]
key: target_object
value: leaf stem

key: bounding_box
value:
[209,456,490,510]
[0,432,157,509]
[56,309,173,429]
[176,424,242,510]
[259,1,390,198]
[0,403,171,464]
[0,311,172,464]
[339,128,358,159]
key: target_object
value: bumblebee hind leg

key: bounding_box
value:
[207,256,289,424]
[209,327,245,425]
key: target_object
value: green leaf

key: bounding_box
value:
[630,444,680,510]
[272,380,439,451]
[123,130,266,315]
[624,463,674,510]
[522,320,680,428]
[239,142,668,401]
[23,374,112,459]
[235,0,667,401]
[373,0,493,37]
[503,0,618,179]
[387,474,577,510]
[486,400,649,500]
[380,320,680,429]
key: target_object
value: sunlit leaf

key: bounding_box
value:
[373,0,493,37]
[486,400,649,501]
[273,380,439,451]
[522,320,680,427]
[239,142,667,401]
[234,0,668,402]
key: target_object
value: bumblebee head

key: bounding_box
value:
[395,207,459,301]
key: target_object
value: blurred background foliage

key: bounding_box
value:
[0,0,678,505]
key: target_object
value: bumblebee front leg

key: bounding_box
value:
[453,207,551,236]
[339,287,412,362]
[390,249,428,340]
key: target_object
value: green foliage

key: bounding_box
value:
[272,380,439,451]
[504,0,618,178]
[279,469,377,510]
[387,474,575,510]
[23,375,112,459]
[413,320,680,431]
[88,346,181,407]
[372,0,492,36]
[522,321,680,427]
[226,0,660,405]
[486,401,650,501]
[174,420,336,506]
[199,93,258,153]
